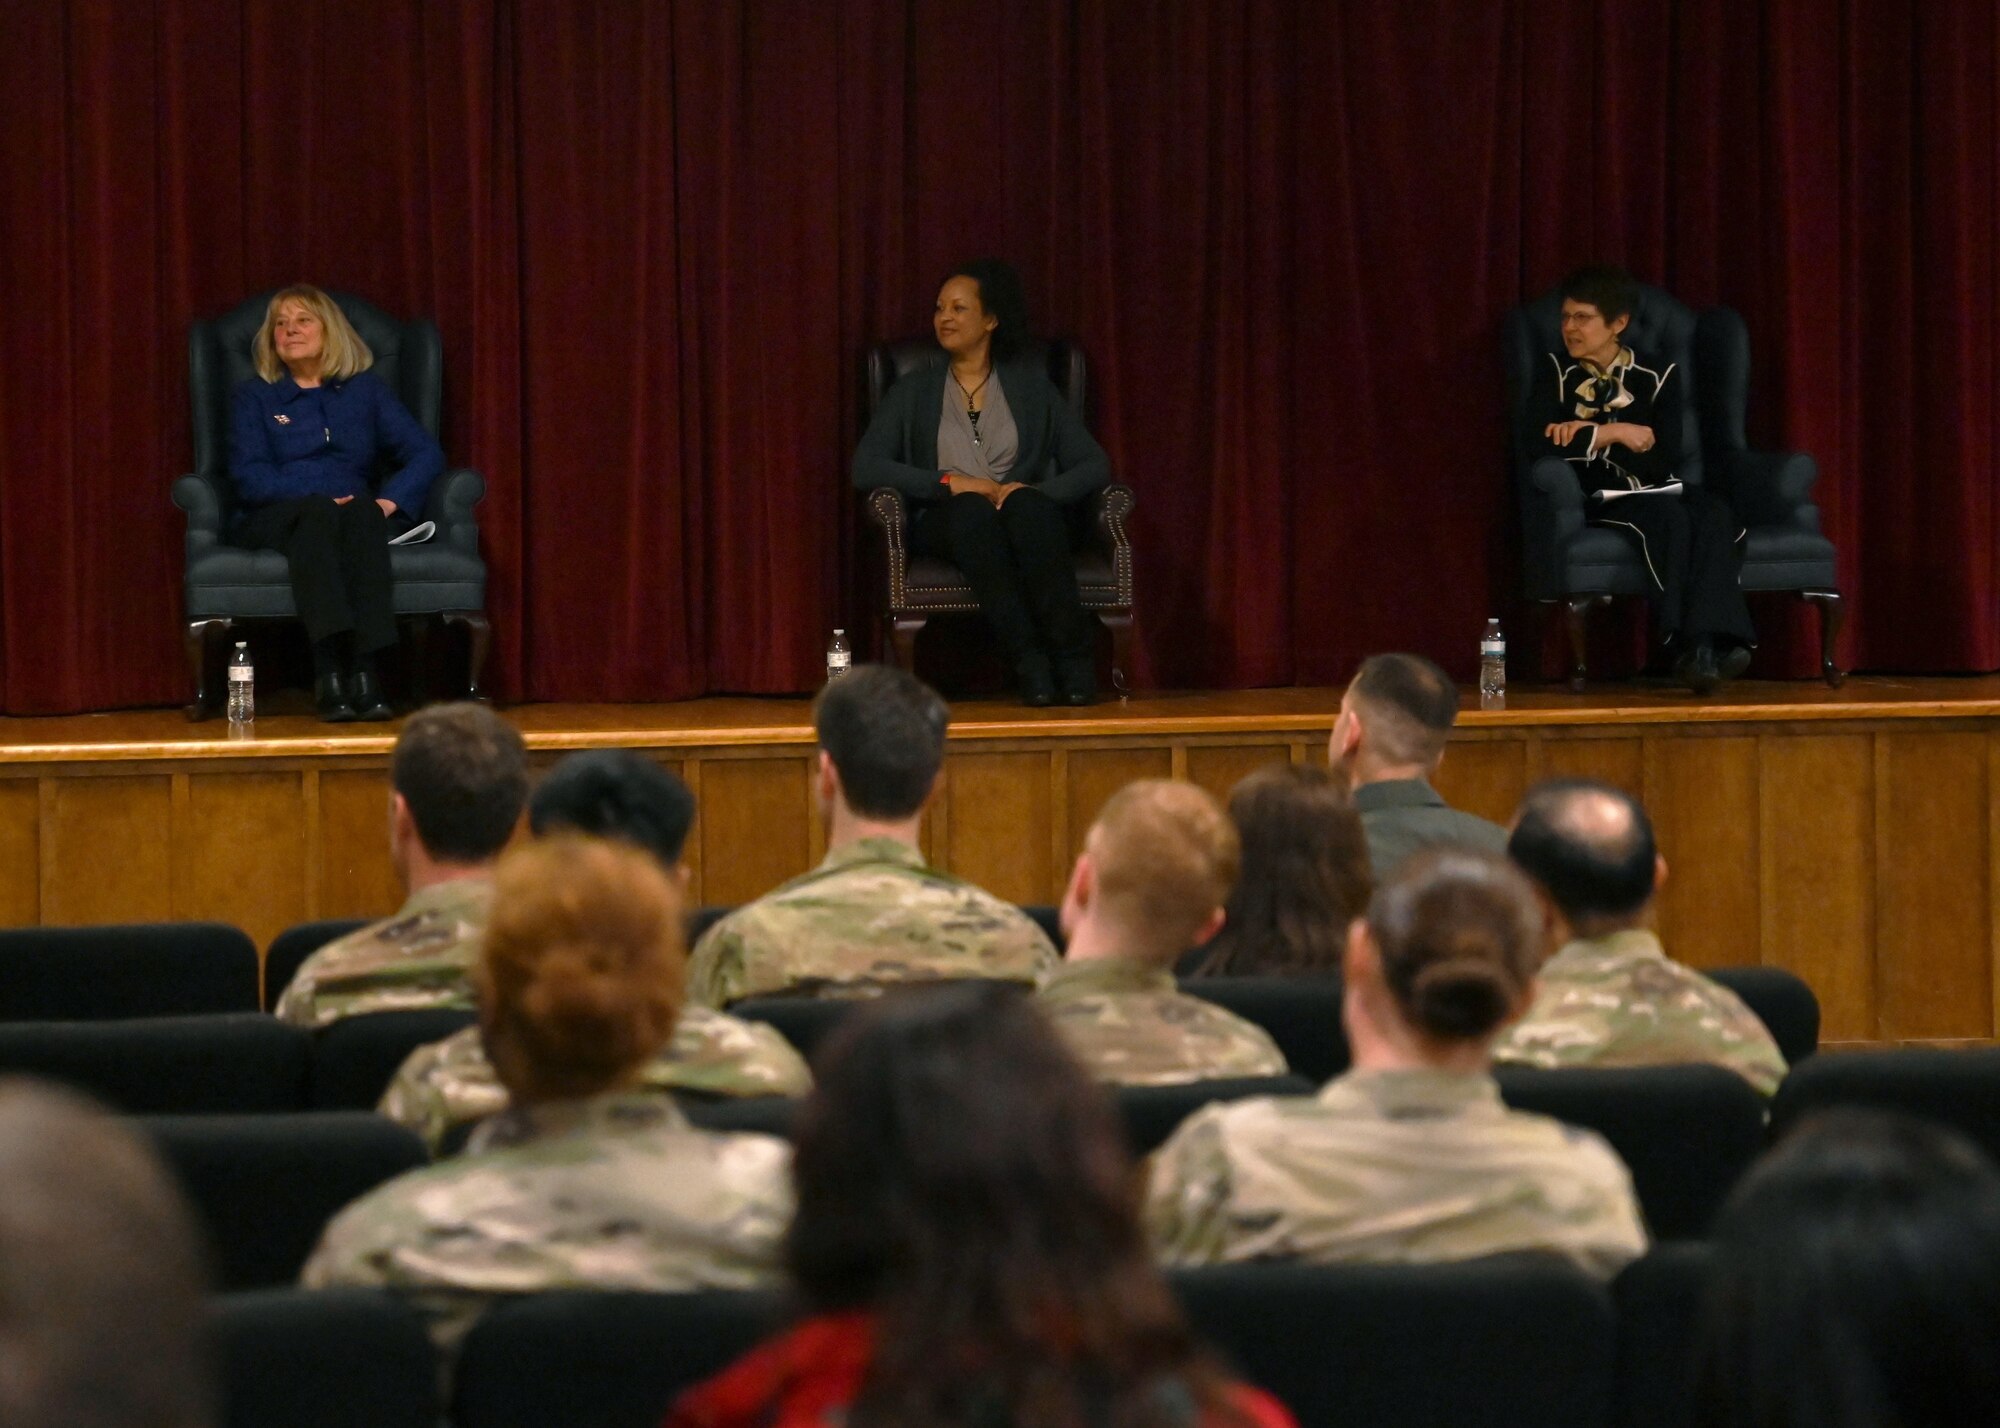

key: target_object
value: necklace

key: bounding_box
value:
[953,368,992,446]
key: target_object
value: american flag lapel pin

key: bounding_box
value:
[274,414,290,424]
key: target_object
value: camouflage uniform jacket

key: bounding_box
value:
[1038,957,1290,1087]
[379,1008,814,1156]
[301,1093,791,1352]
[275,878,491,1029]
[686,837,1056,1006]
[1494,929,1787,1095]
[1145,1067,1647,1278]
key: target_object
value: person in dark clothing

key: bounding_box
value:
[229,284,443,721]
[1529,265,1755,694]
[852,260,1110,706]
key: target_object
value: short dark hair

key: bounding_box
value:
[945,258,1033,362]
[391,703,528,864]
[528,750,696,868]
[0,1080,214,1428]
[1694,1111,2000,1428]
[813,665,949,820]
[1349,653,1461,767]
[1559,264,1639,324]
[1508,778,1658,924]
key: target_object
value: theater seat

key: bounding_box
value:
[1116,1075,1316,1156]
[454,1289,787,1428]
[0,1013,308,1113]
[732,980,1029,1063]
[1178,976,1348,1083]
[143,1112,428,1289]
[1494,1064,1767,1239]
[1771,1047,2000,1160]
[263,919,370,1011]
[1612,1243,1714,1428]
[686,905,736,946]
[1171,1256,1617,1428]
[0,922,258,1020]
[1706,966,1820,1064]
[1020,903,1065,948]
[212,1288,438,1428]
[309,1008,479,1110]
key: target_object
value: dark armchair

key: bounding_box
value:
[173,291,490,719]
[861,339,1135,692]
[1504,285,1842,690]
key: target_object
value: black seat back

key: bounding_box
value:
[263,919,370,1012]
[309,1008,478,1110]
[1178,976,1347,1082]
[686,905,736,946]
[1612,1243,1714,1428]
[144,1112,428,1289]
[0,1013,308,1113]
[1771,1047,2000,1160]
[1705,966,1819,1064]
[1116,1075,1316,1156]
[1495,1064,1767,1239]
[1171,1257,1617,1428]
[212,1287,438,1428]
[732,980,1030,1064]
[868,337,1085,416]
[0,922,258,1020]
[454,1290,788,1428]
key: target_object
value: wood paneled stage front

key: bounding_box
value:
[4,678,1999,1048]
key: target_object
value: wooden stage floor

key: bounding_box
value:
[6,674,2000,1048]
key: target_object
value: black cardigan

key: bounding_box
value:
[851,353,1111,506]
[1530,345,1683,495]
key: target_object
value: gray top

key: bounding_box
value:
[1352,778,1509,879]
[937,367,1019,481]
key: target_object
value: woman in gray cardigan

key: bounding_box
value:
[852,261,1110,706]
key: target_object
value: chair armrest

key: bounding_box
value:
[1526,458,1584,512]
[425,468,486,553]
[1710,449,1817,527]
[864,486,909,535]
[172,473,227,553]
[1088,482,1136,555]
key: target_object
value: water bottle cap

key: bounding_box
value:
[235,642,247,649]
[833,629,844,635]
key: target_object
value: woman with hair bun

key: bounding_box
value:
[1147,847,1646,1277]
[302,836,792,1352]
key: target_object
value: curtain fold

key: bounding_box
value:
[1,0,1997,712]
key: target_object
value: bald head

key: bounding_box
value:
[1508,778,1658,929]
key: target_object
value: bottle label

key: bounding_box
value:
[228,666,254,682]
[827,652,852,675]
[1480,640,1505,659]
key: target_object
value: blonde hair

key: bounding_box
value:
[478,835,685,1103]
[1086,780,1240,963]
[252,284,373,383]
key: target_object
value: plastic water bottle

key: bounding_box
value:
[826,629,852,683]
[226,642,255,724]
[1479,619,1506,708]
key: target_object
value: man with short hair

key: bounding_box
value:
[0,1080,214,1428]
[1497,777,1785,1093]
[1330,653,1507,879]
[1039,779,1288,1086]
[687,665,1055,1006]
[379,749,812,1154]
[277,701,526,1027]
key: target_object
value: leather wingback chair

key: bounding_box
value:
[861,338,1136,692]
[173,291,490,719]
[1503,285,1842,690]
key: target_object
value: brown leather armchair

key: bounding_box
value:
[861,338,1136,692]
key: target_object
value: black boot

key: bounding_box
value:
[1055,654,1096,706]
[1017,653,1057,708]
[348,666,394,721]
[314,671,357,723]
[1677,640,1722,695]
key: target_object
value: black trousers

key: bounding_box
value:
[911,488,1093,666]
[239,496,399,653]
[1591,486,1756,647]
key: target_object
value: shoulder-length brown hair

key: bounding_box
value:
[1192,763,1370,978]
[252,284,373,384]
[786,984,1234,1428]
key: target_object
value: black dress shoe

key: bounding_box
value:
[349,669,395,721]
[1680,641,1722,695]
[1018,656,1057,708]
[1718,644,1753,683]
[1055,655,1096,707]
[314,672,357,723]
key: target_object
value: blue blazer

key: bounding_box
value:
[229,370,443,517]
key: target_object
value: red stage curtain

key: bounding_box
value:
[1,0,1996,712]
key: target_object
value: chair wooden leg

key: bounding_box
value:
[1802,590,1846,688]
[1563,597,1602,694]
[443,611,492,701]
[889,616,925,673]
[1099,610,1134,697]
[184,618,231,722]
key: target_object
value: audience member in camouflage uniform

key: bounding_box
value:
[304,837,792,1353]
[1147,849,1647,1278]
[1496,778,1786,1094]
[688,666,1054,1006]
[377,750,814,1151]
[277,703,526,1028]
[1040,780,1288,1086]
[1330,653,1508,879]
